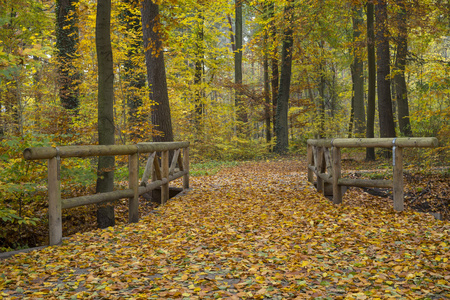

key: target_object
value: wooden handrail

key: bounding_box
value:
[307,137,438,212]
[23,141,190,160]
[307,137,438,148]
[23,141,190,246]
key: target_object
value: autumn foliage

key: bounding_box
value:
[0,0,449,256]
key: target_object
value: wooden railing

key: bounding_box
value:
[23,142,190,245]
[307,137,438,211]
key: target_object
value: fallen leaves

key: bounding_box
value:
[0,160,449,299]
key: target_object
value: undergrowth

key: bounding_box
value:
[190,161,240,177]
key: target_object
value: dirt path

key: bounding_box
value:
[1,160,449,299]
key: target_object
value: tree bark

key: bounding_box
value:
[394,0,412,136]
[348,81,354,138]
[318,41,326,138]
[122,0,146,142]
[366,0,376,160]
[352,6,365,136]
[274,0,294,154]
[141,0,174,143]
[56,0,80,111]
[376,0,396,141]
[227,15,235,52]
[95,0,115,228]
[263,4,271,146]
[234,0,247,124]
[194,8,204,134]
[269,1,278,138]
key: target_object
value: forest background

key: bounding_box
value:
[0,0,449,251]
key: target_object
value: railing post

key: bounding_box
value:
[128,152,139,223]
[393,146,404,211]
[48,156,62,245]
[141,152,156,185]
[183,147,189,190]
[161,150,169,204]
[307,144,314,183]
[332,146,342,204]
[317,147,325,193]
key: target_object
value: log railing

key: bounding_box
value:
[23,142,190,246]
[307,138,438,211]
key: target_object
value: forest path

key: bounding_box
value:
[0,160,449,299]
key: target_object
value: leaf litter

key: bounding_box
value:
[0,160,449,299]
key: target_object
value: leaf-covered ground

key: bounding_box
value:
[0,160,449,299]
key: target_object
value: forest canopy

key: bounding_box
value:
[0,0,449,153]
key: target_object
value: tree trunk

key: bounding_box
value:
[141,0,174,143]
[234,0,247,124]
[376,0,396,141]
[122,0,146,142]
[274,0,294,154]
[352,6,365,136]
[194,8,204,134]
[366,0,376,161]
[95,0,115,229]
[348,81,354,138]
[263,11,271,146]
[56,0,80,111]
[269,1,278,138]
[394,0,412,136]
[318,41,326,138]
[227,15,236,52]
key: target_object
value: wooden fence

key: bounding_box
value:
[307,137,438,211]
[23,142,190,246]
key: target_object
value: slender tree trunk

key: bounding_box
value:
[263,15,271,146]
[227,15,236,52]
[366,0,376,160]
[348,78,354,138]
[330,63,337,117]
[141,0,174,142]
[318,41,326,138]
[376,0,396,142]
[274,0,294,154]
[234,0,247,124]
[394,0,412,136]
[33,56,43,127]
[269,1,278,138]
[194,8,204,134]
[96,0,115,228]
[56,0,80,111]
[352,6,365,136]
[122,0,146,142]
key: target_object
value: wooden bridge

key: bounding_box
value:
[2,153,448,299]
[22,137,439,247]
